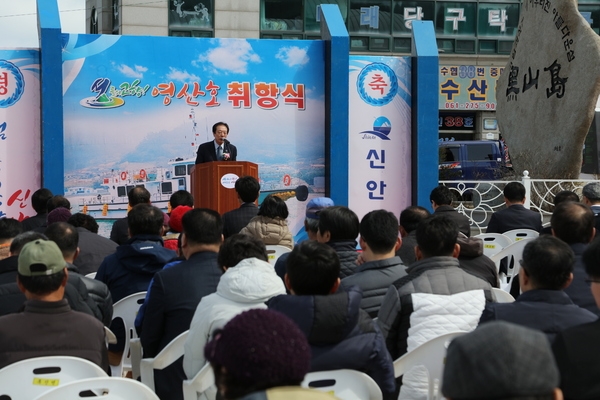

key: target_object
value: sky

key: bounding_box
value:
[0,0,85,48]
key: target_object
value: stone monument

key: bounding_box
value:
[496,0,600,178]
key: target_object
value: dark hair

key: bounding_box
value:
[258,195,288,219]
[235,176,260,203]
[304,217,319,234]
[521,236,574,290]
[504,182,526,203]
[400,206,431,234]
[128,186,151,207]
[182,208,222,245]
[31,188,53,213]
[0,218,23,240]
[18,269,66,295]
[551,202,594,244]
[10,232,48,254]
[169,190,194,209]
[218,234,268,269]
[583,238,600,278]
[360,210,399,254]
[554,190,579,206]
[318,206,359,242]
[430,185,454,206]
[212,122,229,134]
[46,195,70,213]
[128,204,164,236]
[286,241,340,295]
[44,222,79,257]
[67,213,99,234]
[416,215,458,257]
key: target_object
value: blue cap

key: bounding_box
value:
[305,197,334,219]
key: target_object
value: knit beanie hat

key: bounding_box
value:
[169,206,192,233]
[204,309,311,386]
[47,207,72,226]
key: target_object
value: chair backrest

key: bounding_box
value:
[393,332,466,400]
[301,369,383,400]
[0,356,108,400]
[110,291,146,377]
[490,238,533,290]
[502,229,539,242]
[491,287,516,303]
[140,330,189,391]
[33,377,160,400]
[265,245,292,265]
[182,363,216,400]
[104,326,117,345]
[473,233,513,257]
[85,272,97,279]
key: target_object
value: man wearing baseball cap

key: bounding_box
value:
[0,239,108,372]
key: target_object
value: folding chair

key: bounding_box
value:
[110,291,146,377]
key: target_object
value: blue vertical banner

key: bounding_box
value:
[0,49,41,220]
[348,56,412,220]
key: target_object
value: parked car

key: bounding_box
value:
[439,140,508,181]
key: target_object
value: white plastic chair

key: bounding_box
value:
[86,272,97,279]
[490,239,533,290]
[182,363,216,400]
[503,229,539,242]
[33,377,160,400]
[0,356,108,400]
[393,332,466,400]
[105,326,117,345]
[491,287,516,303]
[474,233,513,257]
[138,330,189,391]
[301,369,382,400]
[110,291,146,377]
[265,245,292,266]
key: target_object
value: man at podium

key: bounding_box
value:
[195,122,238,164]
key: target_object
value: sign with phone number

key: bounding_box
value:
[439,65,503,110]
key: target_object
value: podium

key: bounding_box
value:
[190,161,259,214]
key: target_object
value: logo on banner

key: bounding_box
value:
[220,173,239,189]
[360,116,391,140]
[80,78,150,109]
[356,63,398,106]
[0,60,25,108]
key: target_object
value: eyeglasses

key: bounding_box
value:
[585,277,600,284]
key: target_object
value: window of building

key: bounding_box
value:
[169,0,214,37]
[90,7,98,34]
[112,0,120,35]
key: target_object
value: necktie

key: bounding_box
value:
[217,145,223,160]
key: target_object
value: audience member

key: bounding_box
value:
[110,186,151,245]
[20,188,53,231]
[268,241,396,398]
[140,208,223,400]
[183,234,285,379]
[443,321,562,400]
[222,176,260,238]
[397,206,430,266]
[46,195,71,213]
[486,181,543,233]
[168,190,194,212]
[67,213,118,275]
[205,309,333,400]
[240,194,293,249]
[0,231,43,285]
[0,218,22,260]
[455,233,499,287]
[316,205,360,278]
[163,205,192,251]
[341,210,406,318]
[541,190,580,235]
[479,235,596,341]
[551,201,599,314]
[0,239,108,372]
[430,185,471,237]
[31,196,72,234]
[582,181,600,233]
[46,207,72,226]
[553,237,600,399]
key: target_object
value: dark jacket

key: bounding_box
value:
[0,299,109,373]
[222,203,258,238]
[328,240,359,278]
[267,287,396,397]
[109,217,129,245]
[433,205,471,237]
[457,234,499,287]
[140,251,221,400]
[0,256,18,285]
[479,289,597,342]
[74,227,118,275]
[20,213,47,232]
[396,231,417,266]
[564,243,600,315]
[195,140,238,164]
[96,235,177,303]
[486,204,543,234]
[377,256,492,359]
[341,256,407,318]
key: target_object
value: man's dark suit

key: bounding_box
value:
[109,217,129,245]
[222,203,258,238]
[195,140,237,164]
[74,227,118,275]
[486,204,542,233]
